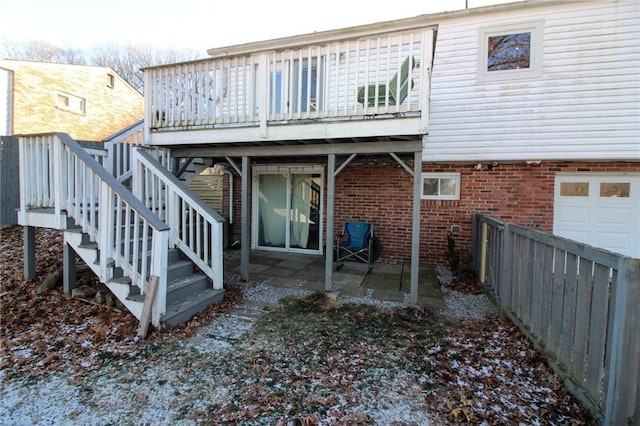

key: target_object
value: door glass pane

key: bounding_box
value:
[258,174,287,248]
[600,182,630,198]
[560,182,589,197]
[269,70,283,114]
[290,174,321,250]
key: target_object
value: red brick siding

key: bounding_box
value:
[336,161,639,266]
[226,161,639,266]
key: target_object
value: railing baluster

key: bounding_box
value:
[123,205,131,276]
[115,193,122,264]
[181,197,187,243]
[132,210,141,287]
[141,219,149,288]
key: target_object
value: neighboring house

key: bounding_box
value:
[15,0,640,328]
[0,60,144,224]
[0,60,143,140]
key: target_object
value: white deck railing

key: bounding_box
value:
[132,148,224,289]
[145,28,432,131]
[19,134,170,320]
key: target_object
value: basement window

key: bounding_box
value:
[56,91,86,115]
[478,20,543,82]
[422,173,460,200]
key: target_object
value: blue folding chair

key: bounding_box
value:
[335,222,376,270]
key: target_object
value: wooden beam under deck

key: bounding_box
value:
[172,140,421,159]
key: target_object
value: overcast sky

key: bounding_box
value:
[1,0,519,54]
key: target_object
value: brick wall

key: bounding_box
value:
[336,160,639,266]
[227,160,639,267]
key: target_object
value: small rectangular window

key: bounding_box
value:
[422,173,460,200]
[479,20,543,82]
[55,91,86,115]
[600,182,630,198]
[560,182,589,197]
[107,73,115,88]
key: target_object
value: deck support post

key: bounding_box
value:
[23,226,36,280]
[325,154,336,292]
[409,151,422,305]
[63,242,76,293]
[240,156,250,281]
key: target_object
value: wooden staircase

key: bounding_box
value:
[18,130,225,328]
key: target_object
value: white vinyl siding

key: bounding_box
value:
[424,0,640,162]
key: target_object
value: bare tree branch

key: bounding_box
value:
[1,39,204,92]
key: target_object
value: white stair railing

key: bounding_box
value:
[132,147,224,290]
[19,133,170,324]
[104,120,144,182]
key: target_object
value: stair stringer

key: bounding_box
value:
[63,228,144,321]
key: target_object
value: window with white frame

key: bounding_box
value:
[55,91,86,115]
[422,173,461,200]
[478,20,543,82]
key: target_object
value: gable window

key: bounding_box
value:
[488,33,530,71]
[107,73,115,88]
[56,92,86,115]
[479,21,543,82]
[422,173,461,200]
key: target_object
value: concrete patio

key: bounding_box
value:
[223,250,444,309]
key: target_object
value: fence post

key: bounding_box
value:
[472,214,479,273]
[499,222,513,310]
[604,258,640,425]
[479,222,488,284]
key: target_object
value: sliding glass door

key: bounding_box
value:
[254,166,322,253]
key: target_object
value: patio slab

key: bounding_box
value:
[223,250,442,307]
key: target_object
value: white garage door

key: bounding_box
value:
[554,173,640,258]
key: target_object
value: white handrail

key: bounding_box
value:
[19,133,170,324]
[132,148,224,290]
[104,120,144,181]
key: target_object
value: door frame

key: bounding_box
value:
[251,164,324,254]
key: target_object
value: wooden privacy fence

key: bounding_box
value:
[472,213,639,425]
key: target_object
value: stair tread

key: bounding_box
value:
[168,259,193,268]
[167,273,208,290]
[110,276,132,284]
[78,242,98,249]
[162,288,225,326]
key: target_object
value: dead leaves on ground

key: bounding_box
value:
[1,227,596,425]
[200,294,595,425]
[0,225,241,380]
